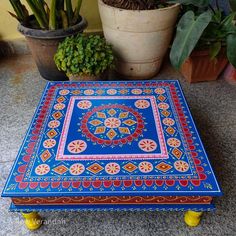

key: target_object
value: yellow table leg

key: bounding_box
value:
[21,212,42,230]
[184,211,203,227]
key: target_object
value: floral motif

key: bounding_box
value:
[59,89,69,95]
[96,89,105,95]
[135,100,150,109]
[158,102,170,110]
[81,104,144,145]
[48,120,60,128]
[138,139,157,152]
[69,163,85,175]
[54,103,65,110]
[154,88,166,94]
[43,139,56,148]
[107,89,117,95]
[35,164,50,175]
[104,117,121,128]
[167,138,181,147]
[138,161,153,173]
[119,89,129,94]
[105,163,120,175]
[163,118,175,126]
[77,100,92,109]
[67,140,87,154]
[131,89,142,95]
[143,88,152,94]
[84,89,94,95]
[174,160,189,172]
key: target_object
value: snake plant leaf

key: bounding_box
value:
[227,33,236,68]
[168,0,210,8]
[170,10,212,69]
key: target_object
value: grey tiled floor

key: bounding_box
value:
[0,55,235,236]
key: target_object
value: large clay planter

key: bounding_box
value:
[18,17,87,81]
[98,0,180,79]
[180,50,228,83]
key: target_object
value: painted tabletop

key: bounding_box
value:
[2,80,221,198]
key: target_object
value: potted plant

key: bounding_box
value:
[98,0,180,79]
[223,0,236,84]
[170,0,236,83]
[9,0,87,81]
[54,34,114,81]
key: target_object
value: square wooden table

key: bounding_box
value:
[2,80,221,230]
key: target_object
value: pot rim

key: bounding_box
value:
[98,0,180,12]
[18,16,87,40]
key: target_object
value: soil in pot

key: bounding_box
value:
[180,50,228,83]
[18,16,87,81]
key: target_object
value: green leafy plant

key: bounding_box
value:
[169,0,236,69]
[9,0,83,30]
[54,34,114,77]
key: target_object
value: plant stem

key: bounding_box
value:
[10,0,26,22]
[60,10,69,29]
[66,0,73,25]
[34,0,48,27]
[26,0,47,28]
[49,0,57,30]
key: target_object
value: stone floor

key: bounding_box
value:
[0,55,235,236]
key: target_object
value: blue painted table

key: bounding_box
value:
[2,80,221,229]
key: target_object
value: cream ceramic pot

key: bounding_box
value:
[98,0,180,79]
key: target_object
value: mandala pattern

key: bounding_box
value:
[158,103,170,110]
[67,140,87,154]
[155,88,166,94]
[105,163,120,175]
[84,89,94,95]
[107,89,117,95]
[43,139,56,148]
[174,160,189,172]
[135,100,150,109]
[138,139,157,152]
[163,118,175,126]
[138,161,153,173]
[131,89,142,95]
[69,163,85,175]
[59,89,69,95]
[167,138,181,148]
[81,104,144,146]
[48,120,60,128]
[35,164,50,175]
[77,100,92,109]
[54,103,65,110]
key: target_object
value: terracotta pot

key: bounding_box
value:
[180,50,228,83]
[98,0,180,80]
[18,16,87,81]
[68,71,108,81]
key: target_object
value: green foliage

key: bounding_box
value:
[54,34,114,77]
[170,0,236,69]
[170,11,212,69]
[9,0,83,30]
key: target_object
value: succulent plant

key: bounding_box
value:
[9,0,83,30]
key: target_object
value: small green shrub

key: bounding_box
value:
[54,34,114,77]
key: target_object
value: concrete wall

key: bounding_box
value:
[0,0,102,41]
